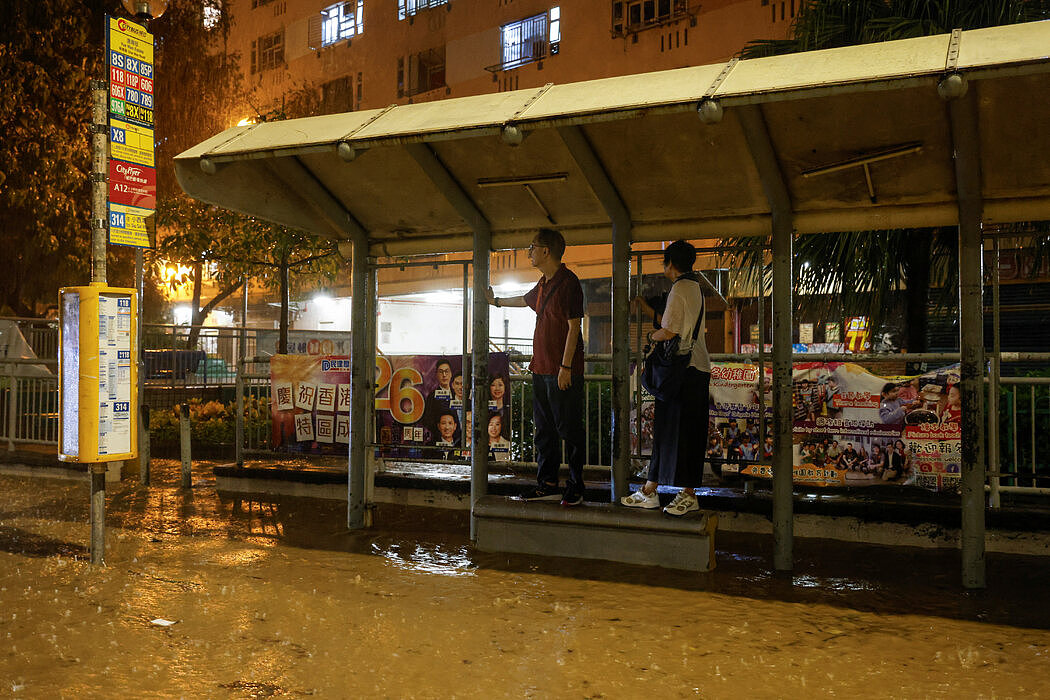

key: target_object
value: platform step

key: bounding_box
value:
[472,495,718,571]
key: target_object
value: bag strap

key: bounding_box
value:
[671,275,704,354]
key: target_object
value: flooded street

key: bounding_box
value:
[2,462,1050,698]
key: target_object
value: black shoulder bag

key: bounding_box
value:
[640,276,703,402]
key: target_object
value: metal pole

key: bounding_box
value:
[738,104,795,573]
[6,369,16,453]
[348,232,369,530]
[136,249,150,484]
[364,256,378,524]
[235,281,247,468]
[89,78,108,564]
[557,125,632,501]
[179,402,191,488]
[462,263,470,450]
[91,80,108,285]
[988,237,1001,508]
[89,465,106,565]
[634,252,643,466]
[471,228,491,538]
[403,142,491,538]
[948,86,986,589]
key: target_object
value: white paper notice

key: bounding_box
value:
[335,415,350,444]
[315,415,334,443]
[316,382,337,412]
[274,382,294,411]
[98,294,133,456]
[336,384,351,413]
[294,413,314,442]
[295,382,317,411]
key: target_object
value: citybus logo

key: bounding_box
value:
[118,19,128,31]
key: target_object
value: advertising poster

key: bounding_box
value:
[271,353,511,461]
[633,361,963,491]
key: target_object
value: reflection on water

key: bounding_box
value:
[372,542,478,577]
[2,461,1050,698]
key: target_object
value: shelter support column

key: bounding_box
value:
[348,230,370,529]
[737,104,795,573]
[558,126,632,500]
[947,87,986,589]
[263,156,371,530]
[404,143,491,538]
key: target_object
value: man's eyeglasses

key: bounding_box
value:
[528,243,548,253]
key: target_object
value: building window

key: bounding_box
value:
[611,0,688,36]
[397,0,448,21]
[320,75,354,114]
[251,29,284,73]
[401,46,446,97]
[494,7,559,72]
[321,0,364,47]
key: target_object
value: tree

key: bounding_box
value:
[726,0,1050,352]
[156,193,340,350]
[0,0,102,315]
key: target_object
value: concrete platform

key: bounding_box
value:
[473,495,718,571]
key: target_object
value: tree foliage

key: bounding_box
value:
[726,0,1050,352]
[0,0,102,315]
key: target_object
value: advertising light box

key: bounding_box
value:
[59,284,138,462]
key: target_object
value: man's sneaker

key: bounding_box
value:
[663,491,699,517]
[620,489,660,509]
[561,487,584,507]
[520,484,561,501]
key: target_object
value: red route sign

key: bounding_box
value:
[108,159,156,210]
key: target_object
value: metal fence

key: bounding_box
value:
[3,315,1048,505]
[0,360,59,449]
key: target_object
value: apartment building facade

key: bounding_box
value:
[229,0,791,120]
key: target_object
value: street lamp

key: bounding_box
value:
[121,0,168,20]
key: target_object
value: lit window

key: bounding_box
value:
[549,6,560,43]
[398,0,448,21]
[321,0,364,47]
[498,11,550,70]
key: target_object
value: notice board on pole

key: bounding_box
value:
[58,284,139,462]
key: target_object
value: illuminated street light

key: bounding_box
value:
[121,0,168,20]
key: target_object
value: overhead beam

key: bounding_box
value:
[736,104,795,574]
[558,125,632,502]
[404,142,491,539]
[947,85,986,590]
[265,156,368,241]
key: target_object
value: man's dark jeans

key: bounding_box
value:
[532,373,586,494]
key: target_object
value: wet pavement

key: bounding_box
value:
[2,460,1050,698]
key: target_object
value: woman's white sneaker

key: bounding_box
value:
[663,491,699,516]
[620,489,660,509]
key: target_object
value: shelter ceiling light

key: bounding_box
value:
[801,142,923,204]
[697,98,724,124]
[476,173,568,188]
[500,124,525,146]
[937,72,968,100]
[338,142,367,162]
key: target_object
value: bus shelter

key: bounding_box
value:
[175,21,1050,588]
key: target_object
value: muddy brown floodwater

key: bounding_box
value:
[1,460,1049,699]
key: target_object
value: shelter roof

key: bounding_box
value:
[175,21,1050,256]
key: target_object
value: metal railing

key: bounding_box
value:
[0,359,59,449]
[3,314,1047,504]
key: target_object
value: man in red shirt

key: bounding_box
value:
[487,228,586,505]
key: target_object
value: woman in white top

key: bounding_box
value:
[621,240,712,516]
